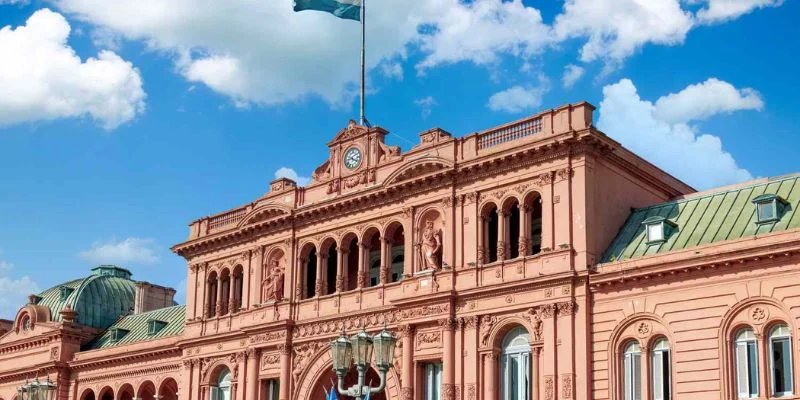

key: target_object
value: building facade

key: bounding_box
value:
[2,101,800,400]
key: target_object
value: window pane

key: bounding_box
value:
[662,351,671,400]
[633,353,642,400]
[624,355,633,400]
[772,338,793,394]
[748,342,759,397]
[510,355,519,400]
[648,224,663,242]
[737,342,749,397]
[759,203,775,221]
[653,352,663,400]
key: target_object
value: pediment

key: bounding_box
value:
[238,204,292,227]
[384,157,454,187]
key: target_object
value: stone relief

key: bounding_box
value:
[420,220,443,271]
[261,260,285,302]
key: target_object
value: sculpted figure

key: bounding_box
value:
[421,220,442,270]
[262,260,285,302]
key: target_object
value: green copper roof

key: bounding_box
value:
[35,265,136,329]
[84,305,185,350]
[602,175,800,263]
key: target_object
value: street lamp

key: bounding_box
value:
[330,325,397,400]
[18,374,57,400]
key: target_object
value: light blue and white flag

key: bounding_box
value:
[293,0,361,21]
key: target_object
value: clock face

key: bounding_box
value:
[343,147,362,170]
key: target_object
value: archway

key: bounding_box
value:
[137,381,156,400]
[159,378,178,400]
[308,367,387,400]
[117,384,134,400]
[98,387,114,400]
[79,390,95,400]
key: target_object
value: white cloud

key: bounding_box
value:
[381,61,404,81]
[597,78,755,189]
[695,0,783,23]
[0,253,40,320]
[487,74,550,113]
[414,96,437,119]
[0,9,145,130]
[653,78,764,124]
[562,64,585,88]
[275,167,311,186]
[554,0,694,66]
[79,237,160,265]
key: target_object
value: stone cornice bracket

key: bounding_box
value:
[438,317,457,331]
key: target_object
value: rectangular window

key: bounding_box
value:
[771,337,793,395]
[210,387,219,400]
[423,362,442,400]
[737,341,759,398]
[265,380,280,400]
[758,202,776,221]
[647,223,664,243]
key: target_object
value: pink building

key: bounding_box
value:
[1,101,798,400]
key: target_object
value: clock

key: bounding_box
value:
[343,147,362,170]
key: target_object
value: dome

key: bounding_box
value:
[33,265,137,330]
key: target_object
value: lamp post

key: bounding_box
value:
[330,325,397,400]
[18,374,57,400]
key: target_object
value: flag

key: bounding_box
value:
[293,0,361,21]
[327,387,339,400]
[362,390,370,400]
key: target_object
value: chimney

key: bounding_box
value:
[134,282,176,314]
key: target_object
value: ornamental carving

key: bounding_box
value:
[442,384,456,400]
[416,331,442,349]
[462,316,479,330]
[465,192,479,205]
[751,306,769,324]
[557,300,577,316]
[540,303,556,318]
[544,287,554,298]
[261,259,285,302]
[249,331,286,344]
[636,322,651,338]
[261,354,280,370]
[535,172,554,187]
[401,388,413,400]
[528,308,543,342]
[556,167,574,182]
[479,315,497,346]
[442,196,455,208]
[466,383,476,400]
[562,374,573,399]
[544,375,554,400]
[292,341,326,381]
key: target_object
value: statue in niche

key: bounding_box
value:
[420,220,442,271]
[262,260,284,302]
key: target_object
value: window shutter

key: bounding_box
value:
[632,353,642,400]
[653,351,663,400]
[624,354,633,400]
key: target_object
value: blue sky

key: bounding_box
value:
[0,0,796,319]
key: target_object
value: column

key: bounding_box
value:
[228,273,236,314]
[236,352,247,400]
[336,247,345,293]
[199,264,208,319]
[279,345,291,400]
[400,325,415,400]
[357,242,368,289]
[187,265,198,319]
[315,254,324,297]
[380,238,390,285]
[757,333,769,399]
[477,216,485,265]
[520,205,530,256]
[483,352,498,400]
[242,250,251,310]
[193,360,203,400]
[462,317,479,400]
[497,211,507,261]
[250,247,264,307]
[297,256,307,300]
[532,348,540,400]
[640,346,650,400]
[442,319,456,400]
[215,276,223,316]
[245,349,259,400]
[180,360,193,400]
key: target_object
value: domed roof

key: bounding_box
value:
[34,265,136,330]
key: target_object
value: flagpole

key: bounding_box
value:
[360,0,366,126]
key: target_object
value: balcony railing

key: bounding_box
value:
[477,116,543,150]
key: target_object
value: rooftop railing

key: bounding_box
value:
[208,207,248,233]
[477,116,543,150]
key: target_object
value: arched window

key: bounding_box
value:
[528,195,542,255]
[19,313,31,332]
[500,327,531,400]
[232,266,243,312]
[736,328,759,398]
[304,248,318,299]
[508,201,521,259]
[484,205,499,263]
[219,269,231,315]
[326,244,338,295]
[211,368,232,400]
[623,341,642,400]
[207,272,218,318]
[770,324,793,396]
[652,338,671,400]
[388,224,405,283]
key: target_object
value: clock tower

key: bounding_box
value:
[311,120,401,196]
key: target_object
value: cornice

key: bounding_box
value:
[70,347,182,371]
[72,362,180,383]
[589,232,800,292]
